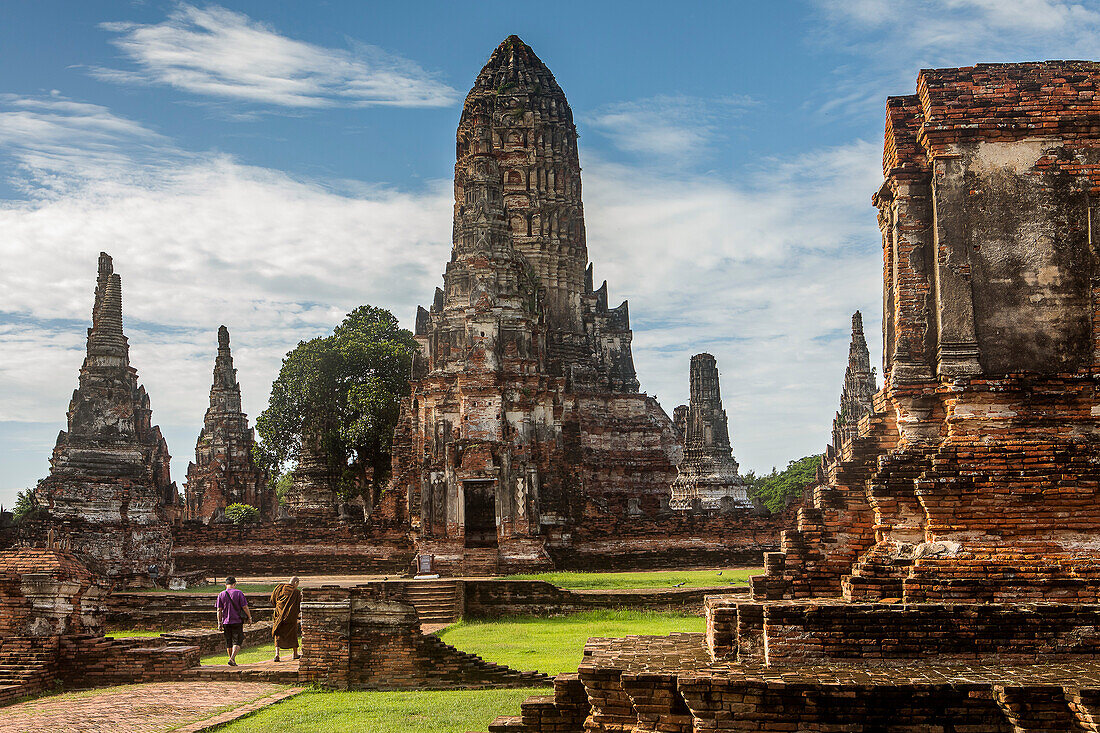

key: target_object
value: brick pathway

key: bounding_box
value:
[0,681,298,733]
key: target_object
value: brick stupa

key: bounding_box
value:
[184,326,275,522]
[390,36,682,574]
[670,354,750,511]
[34,253,178,585]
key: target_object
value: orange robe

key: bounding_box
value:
[270,583,301,649]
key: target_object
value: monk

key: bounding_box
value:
[269,576,301,662]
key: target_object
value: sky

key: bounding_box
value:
[3,0,1100,509]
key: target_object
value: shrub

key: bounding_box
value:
[223,503,260,525]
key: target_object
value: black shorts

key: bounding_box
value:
[222,622,244,647]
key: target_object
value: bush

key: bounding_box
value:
[223,503,260,525]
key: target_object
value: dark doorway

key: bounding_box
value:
[464,480,498,548]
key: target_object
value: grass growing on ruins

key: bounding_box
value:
[438,609,705,675]
[105,629,166,637]
[498,567,759,590]
[213,688,550,732]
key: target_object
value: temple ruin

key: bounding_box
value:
[183,326,275,523]
[33,253,179,585]
[390,36,682,574]
[479,60,1100,731]
[829,310,877,452]
[669,353,750,511]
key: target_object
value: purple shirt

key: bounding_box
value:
[216,588,248,625]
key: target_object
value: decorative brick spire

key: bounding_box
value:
[185,327,274,522]
[670,354,751,511]
[35,253,178,584]
[831,311,877,450]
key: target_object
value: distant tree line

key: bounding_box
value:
[744,454,822,513]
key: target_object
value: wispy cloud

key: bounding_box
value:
[92,4,460,109]
[809,0,1100,119]
[585,94,755,163]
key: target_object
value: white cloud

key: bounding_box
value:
[585,95,755,162]
[809,0,1100,119]
[92,4,459,109]
[582,140,884,472]
[0,91,885,508]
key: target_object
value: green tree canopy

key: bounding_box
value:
[746,454,822,513]
[255,305,418,499]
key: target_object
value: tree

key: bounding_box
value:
[12,487,43,524]
[748,454,822,513]
[255,305,418,502]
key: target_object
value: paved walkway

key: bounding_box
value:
[0,681,299,733]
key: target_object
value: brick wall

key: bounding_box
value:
[171,521,413,575]
[298,584,549,689]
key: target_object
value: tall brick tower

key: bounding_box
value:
[670,354,750,511]
[35,252,178,585]
[391,37,680,574]
[830,311,877,451]
[184,326,274,522]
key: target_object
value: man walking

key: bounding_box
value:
[216,576,252,666]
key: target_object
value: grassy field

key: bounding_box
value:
[214,688,548,733]
[497,567,759,590]
[438,609,703,675]
[130,583,277,595]
[104,629,167,638]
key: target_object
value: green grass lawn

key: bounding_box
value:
[201,641,281,665]
[497,567,759,590]
[104,629,167,638]
[214,688,548,733]
[130,583,277,595]
[438,609,704,675]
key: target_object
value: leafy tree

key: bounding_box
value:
[12,487,43,524]
[255,305,418,502]
[224,503,260,525]
[748,454,822,513]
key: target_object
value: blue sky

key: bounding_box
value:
[2,0,1099,509]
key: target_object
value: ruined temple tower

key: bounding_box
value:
[35,253,178,585]
[184,326,274,523]
[391,36,680,574]
[829,311,877,451]
[670,354,751,511]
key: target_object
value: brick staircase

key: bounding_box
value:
[405,580,461,625]
[414,634,552,688]
[458,548,500,577]
[0,649,57,707]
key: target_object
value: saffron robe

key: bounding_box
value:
[270,583,301,649]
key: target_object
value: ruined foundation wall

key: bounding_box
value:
[171,521,413,576]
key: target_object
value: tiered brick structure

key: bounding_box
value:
[670,353,750,511]
[33,253,179,585]
[184,326,275,522]
[479,61,1100,732]
[829,310,877,452]
[391,36,680,574]
[282,428,340,518]
[0,547,199,705]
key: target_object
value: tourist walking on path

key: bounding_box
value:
[216,576,252,666]
[270,576,302,662]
